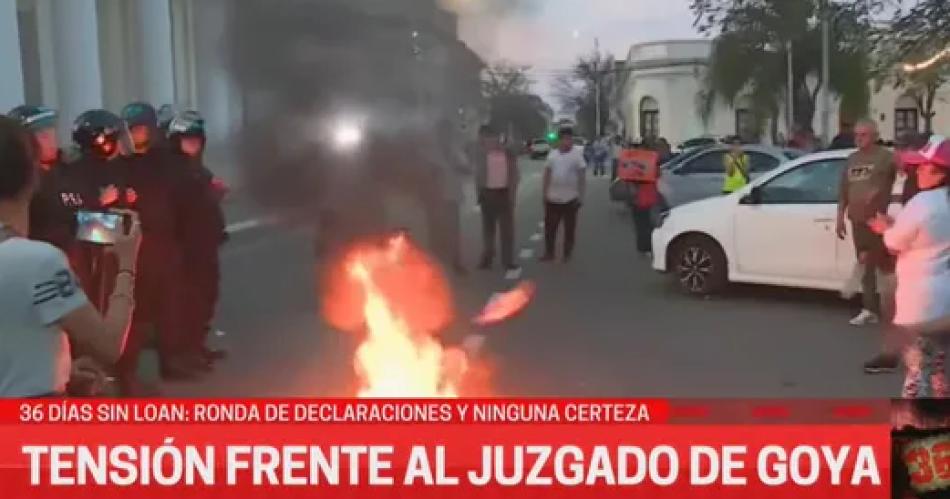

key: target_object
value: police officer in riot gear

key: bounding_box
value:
[167,111,228,364]
[122,102,164,153]
[7,105,77,251]
[157,104,177,134]
[69,110,132,304]
[118,102,206,391]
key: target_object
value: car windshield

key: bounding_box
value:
[662,145,710,169]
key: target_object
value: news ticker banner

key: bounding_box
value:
[0,399,900,498]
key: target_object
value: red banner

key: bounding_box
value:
[0,400,891,498]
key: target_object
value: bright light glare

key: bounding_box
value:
[333,124,363,150]
[904,46,950,73]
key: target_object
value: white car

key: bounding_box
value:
[652,149,904,295]
[529,139,551,159]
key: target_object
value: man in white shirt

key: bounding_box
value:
[541,127,586,262]
[473,125,520,272]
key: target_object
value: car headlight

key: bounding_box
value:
[332,123,363,151]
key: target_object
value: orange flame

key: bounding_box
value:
[322,233,475,398]
[472,280,536,326]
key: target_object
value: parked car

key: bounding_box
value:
[658,145,802,209]
[529,138,551,159]
[660,145,712,171]
[652,149,904,295]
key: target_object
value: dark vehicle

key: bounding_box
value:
[676,136,718,152]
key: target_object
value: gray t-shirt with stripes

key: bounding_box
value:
[0,236,87,397]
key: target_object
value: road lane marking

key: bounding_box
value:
[226,219,264,233]
[504,267,523,280]
[529,233,542,242]
[519,248,534,260]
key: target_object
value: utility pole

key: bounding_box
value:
[786,40,795,138]
[594,37,601,138]
[820,1,832,145]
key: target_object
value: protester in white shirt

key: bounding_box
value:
[868,136,950,398]
[541,127,586,262]
[473,125,520,272]
[0,116,141,397]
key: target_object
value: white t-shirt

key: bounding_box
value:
[0,237,87,397]
[883,187,950,325]
[545,146,586,203]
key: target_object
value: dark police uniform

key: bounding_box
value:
[119,146,194,377]
[28,151,84,253]
[177,156,227,354]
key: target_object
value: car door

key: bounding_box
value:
[733,158,847,280]
[662,149,726,206]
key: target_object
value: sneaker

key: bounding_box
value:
[849,310,879,326]
[863,353,899,374]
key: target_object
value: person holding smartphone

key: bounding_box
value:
[0,116,142,398]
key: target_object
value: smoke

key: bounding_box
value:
[439,0,540,60]
[227,0,487,261]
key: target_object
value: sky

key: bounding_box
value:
[455,0,700,111]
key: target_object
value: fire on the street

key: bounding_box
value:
[323,232,480,398]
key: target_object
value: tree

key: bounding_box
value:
[554,52,617,137]
[481,61,551,140]
[691,0,881,141]
[481,61,534,98]
[872,0,950,133]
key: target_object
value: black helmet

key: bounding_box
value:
[168,110,206,139]
[73,109,124,158]
[157,104,177,131]
[8,105,58,131]
[121,101,158,129]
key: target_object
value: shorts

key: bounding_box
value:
[851,223,894,272]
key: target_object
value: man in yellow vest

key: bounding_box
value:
[722,136,750,194]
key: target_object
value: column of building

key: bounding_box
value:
[0,0,25,112]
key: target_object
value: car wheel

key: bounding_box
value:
[672,236,727,295]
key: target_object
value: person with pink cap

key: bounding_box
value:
[868,135,950,398]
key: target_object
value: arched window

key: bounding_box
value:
[895,94,919,138]
[640,96,659,141]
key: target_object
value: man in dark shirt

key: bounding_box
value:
[829,121,856,150]
[836,119,898,373]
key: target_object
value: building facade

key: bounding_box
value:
[618,39,950,147]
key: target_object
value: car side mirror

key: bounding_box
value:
[740,186,762,205]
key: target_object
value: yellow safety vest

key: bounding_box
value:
[722,153,750,193]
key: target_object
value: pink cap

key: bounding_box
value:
[901,135,950,168]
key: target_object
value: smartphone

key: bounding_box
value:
[76,210,126,245]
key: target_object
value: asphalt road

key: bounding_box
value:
[163,158,903,398]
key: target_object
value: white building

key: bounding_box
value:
[617,39,950,147]
[5,0,241,156]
